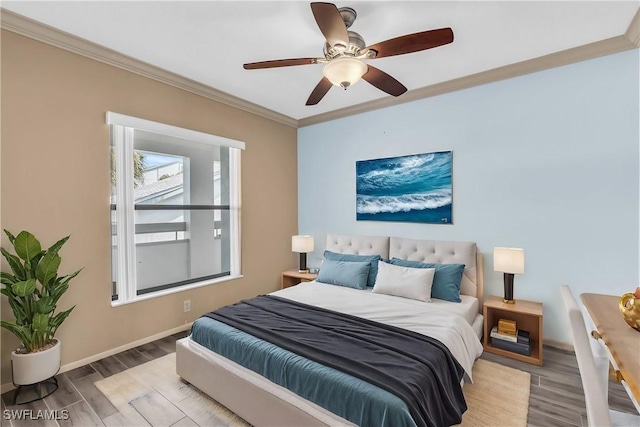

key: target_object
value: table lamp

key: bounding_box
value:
[292,235,314,273]
[493,247,525,304]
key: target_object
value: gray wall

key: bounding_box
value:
[297,49,639,345]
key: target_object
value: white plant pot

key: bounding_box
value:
[11,339,61,385]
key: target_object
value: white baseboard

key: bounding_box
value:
[543,338,574,352]
[1,322,192,394]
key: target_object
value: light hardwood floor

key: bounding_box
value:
[2,333,637,427]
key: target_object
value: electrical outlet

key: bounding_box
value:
[183,300,191,312]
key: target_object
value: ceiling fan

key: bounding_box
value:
[243,2,454,106]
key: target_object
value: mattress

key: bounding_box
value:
[191,317,416,427]
[188,282,483,427]
[272,281,483,380]
[177,337,358,426]
[429,295,479,325]
[275,282,479,326]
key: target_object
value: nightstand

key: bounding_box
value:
[483,295,544,365]
[281,270,318,289]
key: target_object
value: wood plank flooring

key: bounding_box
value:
[2,333,637,427]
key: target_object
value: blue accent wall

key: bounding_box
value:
[297,50,639,345]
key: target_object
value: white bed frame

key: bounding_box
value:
[176,234,484,427]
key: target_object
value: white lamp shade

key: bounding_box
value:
[493,247,525,274]
[323,57,368,88]
[292,235,314,253]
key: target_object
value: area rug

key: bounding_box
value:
[456,358,530,427]
[95,353,530,427]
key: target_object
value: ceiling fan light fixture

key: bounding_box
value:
[243,3,454,105]
[322,57,368,89]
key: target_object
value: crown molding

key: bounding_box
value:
[0,8,298,129]
[2,7,638,130]
[298,31,638,127]
[625,7,640,47]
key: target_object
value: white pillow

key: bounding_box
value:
[372,261,435,302]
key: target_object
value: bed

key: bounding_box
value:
[176,234,485,427]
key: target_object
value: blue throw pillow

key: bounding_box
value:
[316,259,370,290]
[323,250,381,287]
[388,258,465,303]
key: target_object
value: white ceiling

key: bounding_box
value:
[3,1,639,121]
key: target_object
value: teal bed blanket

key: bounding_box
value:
[190,316,417,427]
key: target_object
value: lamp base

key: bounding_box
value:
[503,272,515,304]
[298,253,308,273]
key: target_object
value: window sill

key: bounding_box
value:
[111,274,244,307]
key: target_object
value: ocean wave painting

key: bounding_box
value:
[356,151,452,224]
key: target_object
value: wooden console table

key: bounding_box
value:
[581,293,640,410]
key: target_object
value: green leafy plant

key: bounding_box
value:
[110,148,147,188]
[0,230,81,353]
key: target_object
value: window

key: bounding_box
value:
[108,112,244,305]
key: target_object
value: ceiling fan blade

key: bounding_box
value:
[306,77,333,105]
[366,28,454,59]
[311,2,349,48]
[243,58,321,70]
[362,65,407,97]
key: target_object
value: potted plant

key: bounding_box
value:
[0,230,81,386]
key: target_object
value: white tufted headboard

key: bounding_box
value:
[326,234,484,311]
[325,234,390,258]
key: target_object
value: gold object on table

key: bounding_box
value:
[619,293,640,332]
[498,318,517,335]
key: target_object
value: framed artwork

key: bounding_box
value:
[356,151,452,224]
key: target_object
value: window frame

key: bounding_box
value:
[107,112,244,306]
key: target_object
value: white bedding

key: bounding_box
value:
[272,281,484,381]
[427,294,480,326]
